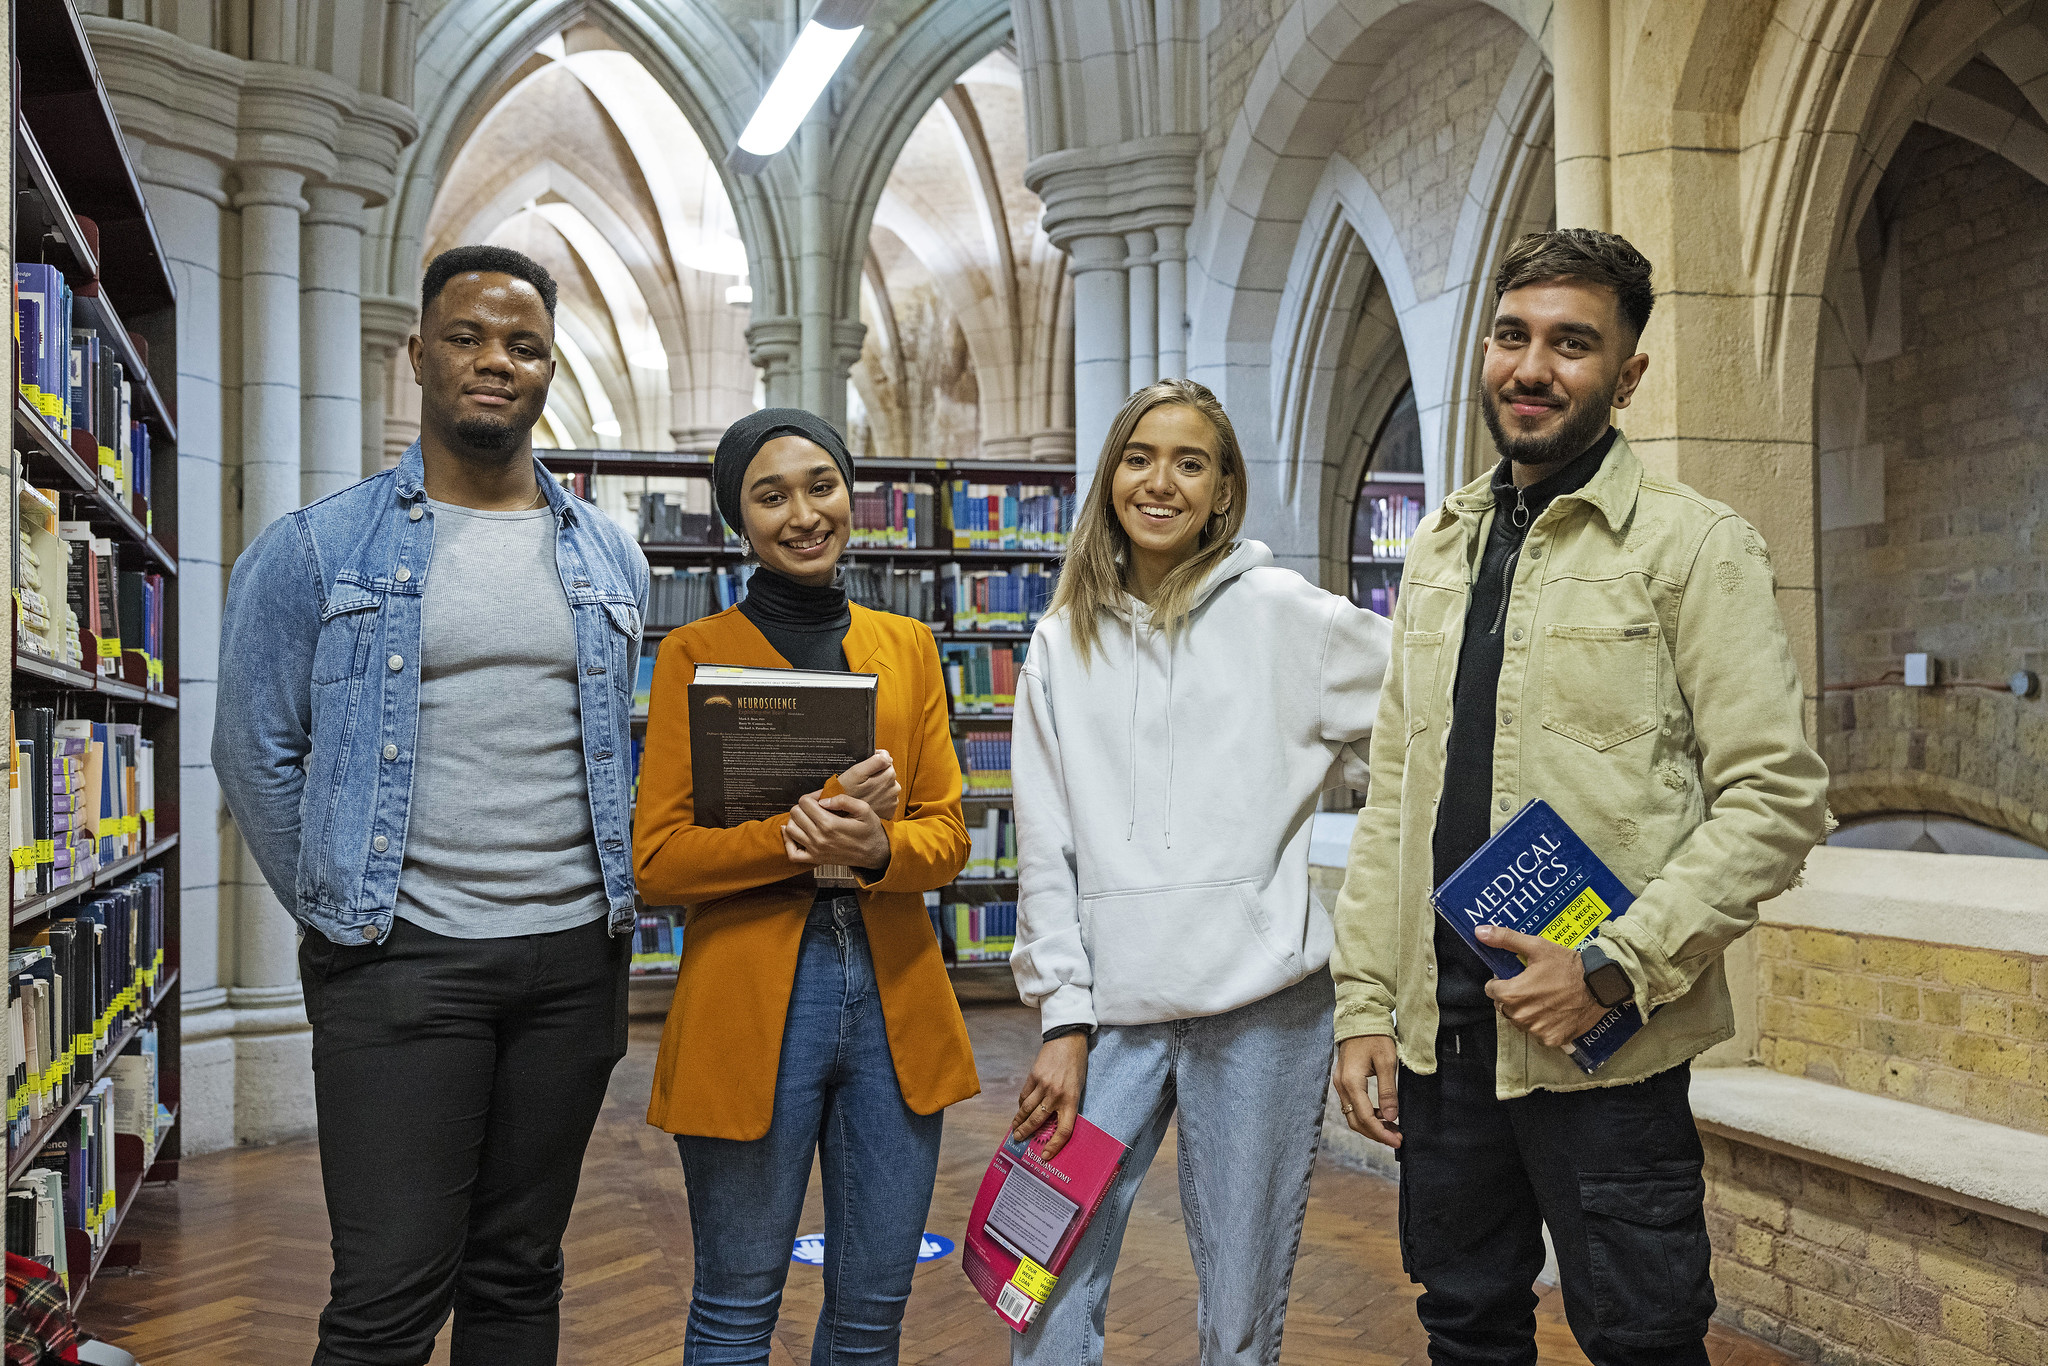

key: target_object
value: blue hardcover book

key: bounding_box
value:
[1430,799,1646,1073]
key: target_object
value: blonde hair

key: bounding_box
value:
[1049,379,1249,665]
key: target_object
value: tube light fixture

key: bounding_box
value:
[592,418,623,437]
[728,0,874,174]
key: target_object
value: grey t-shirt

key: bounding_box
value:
[394,499,609,938]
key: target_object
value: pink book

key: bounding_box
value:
[962,1116,1129,1332]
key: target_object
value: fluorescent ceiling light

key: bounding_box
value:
[725,283,754,305]
[592,418,623,437]
[629,348,670,369]
[729,1,873,174]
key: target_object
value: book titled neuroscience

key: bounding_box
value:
[689,664,877,887]
[1431,799,1646,1072]
[963,1117,1127,1332]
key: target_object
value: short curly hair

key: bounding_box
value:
[421,244,558,320]
[1494,229,1654,341]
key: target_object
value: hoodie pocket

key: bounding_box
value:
[1079,878,1301,1024]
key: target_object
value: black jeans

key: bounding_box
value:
[1396,1023,1714,1366]
[299,915,630,1366]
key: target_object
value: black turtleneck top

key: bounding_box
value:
[1431,427,1617,1031]
[738,566,852,672]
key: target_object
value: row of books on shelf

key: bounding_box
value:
[6,1024,169,1294]
[964,807,1016,880]
[947,482,1072,553]
[7,870,167,1148]
[1357,583,1400,618]
[14,263,156,518]
[957,730,1012,797]
[10,710,158,899]
[943,641,1025,714]
[636,492,736,548]
[933,898,1016,965]
[631,907,685,977]
[16,495,169,687]
[1357,491,1424,560]
[643,562,1056,636]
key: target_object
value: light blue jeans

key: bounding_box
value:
[1012,970,1336,1366]
[674,897,944,1365]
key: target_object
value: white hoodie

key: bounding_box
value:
[1010,540,1392,1031]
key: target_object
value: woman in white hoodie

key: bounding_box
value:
[1008,379,1391,1364]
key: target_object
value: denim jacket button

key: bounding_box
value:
[395,565,412,583]
[388,654,404,672]
[409,505,424,522]
[373,835,389,853]
[360,926,378,941]
[382,744,398,761]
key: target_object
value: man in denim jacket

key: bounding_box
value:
[1331,231,1829,1365]
[214,245,648,1366]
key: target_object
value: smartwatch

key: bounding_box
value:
[1581,942,1633,1009]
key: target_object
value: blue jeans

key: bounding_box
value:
[1013,970,1335,1366]
[674,897,944,1365]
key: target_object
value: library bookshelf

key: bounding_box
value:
[8,0,183,1312]
[536,447,1072,996]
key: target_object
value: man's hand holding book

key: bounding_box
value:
[1477,924,1613,1048]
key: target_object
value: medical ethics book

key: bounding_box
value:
[1430,799,1645,1072]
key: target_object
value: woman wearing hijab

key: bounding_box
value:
[635,409,978,1365]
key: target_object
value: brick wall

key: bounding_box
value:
[1754,924,2048,1137]
[1706,1133,2048,1366]
[1820,125,2048,849]
[1334,8,1525,296]
[1204,0,1292,174]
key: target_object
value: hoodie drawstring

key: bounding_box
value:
[1163,639,1176,849]
[1126,608,1140,842]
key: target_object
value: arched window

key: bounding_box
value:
[1349,385,1423,615]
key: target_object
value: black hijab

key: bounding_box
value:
[713,407,857,542]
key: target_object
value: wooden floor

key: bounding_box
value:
[79,1003,1797,1365]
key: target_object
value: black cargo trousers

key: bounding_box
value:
[1394,1020,1715,1366]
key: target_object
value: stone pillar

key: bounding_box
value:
[798,116,838,423]
[1067,234,1130,499]
[1155,223,1186,380]
[236,163,308,537]
[1125,229,1157,393]
[748,316,803,412]
[1553,0,1612,231]
[359,293,416,475]
[301,184,366,501]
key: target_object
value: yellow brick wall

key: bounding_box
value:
[1755,925,2048,1137]
[1706,1133,2048,1366]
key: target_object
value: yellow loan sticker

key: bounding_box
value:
[1539,887,1610,950]
[1009,1258,1058,1303]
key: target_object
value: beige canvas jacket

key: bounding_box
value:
[1330,433,1829,1097]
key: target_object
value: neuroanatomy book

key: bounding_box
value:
[1430,798,1647,1072]
[688,664,877,886]
[964,1117,1128,1332]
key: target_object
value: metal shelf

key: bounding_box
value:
[12,834,181,928]
[6,966,180,1185]
[13,396,177,574]
[541,449,1076,480]
[14,650,177,706]
[15,121,98,281]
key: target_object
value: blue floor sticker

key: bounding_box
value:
[792,1233,955,1265]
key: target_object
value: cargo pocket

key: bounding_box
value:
[1578,1169,1715,1345]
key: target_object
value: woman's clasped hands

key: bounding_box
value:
[781,749,899,872]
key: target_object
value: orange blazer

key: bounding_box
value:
[636,603,980,1139]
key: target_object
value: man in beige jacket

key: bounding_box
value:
[1330,229,1829,1366]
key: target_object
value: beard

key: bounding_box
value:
[452,413,525,454]
[1479,376,1616,469]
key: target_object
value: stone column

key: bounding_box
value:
[1553,0,1612,231]
[301,184,366,501]
[1067,234,1130,499]
[748,316,804,412]
[1155,222,1187,381]
[359,293,416,475]
[798,115,838,422]
[1125,228,1157,393]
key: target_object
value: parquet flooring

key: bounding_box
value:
[78,1003,1798,1366]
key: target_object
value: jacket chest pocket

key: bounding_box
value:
[1403,631,1445,737]
[601,601,642,697]
[1540,623,1659,750]
[312,594,380,685]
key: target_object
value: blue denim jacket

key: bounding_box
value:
[212,442,649,946]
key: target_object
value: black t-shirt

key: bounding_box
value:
[1430,429,1616,1028]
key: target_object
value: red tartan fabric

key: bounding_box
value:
[4,1252,82,1365]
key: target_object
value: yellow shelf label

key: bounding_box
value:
[97,637,122,660]
[12,845,36,870]
[35,839,54,864]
